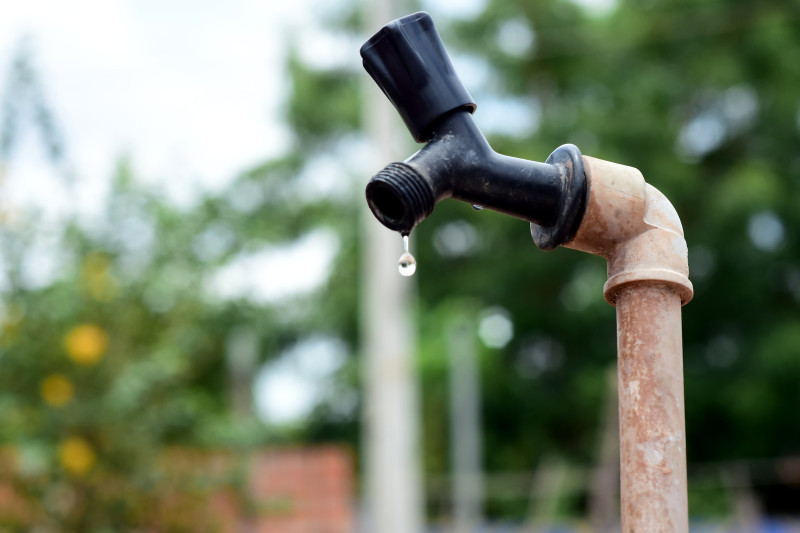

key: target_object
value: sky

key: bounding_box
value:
[0,0,316,212]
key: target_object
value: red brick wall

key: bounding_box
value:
[245,446,354,533]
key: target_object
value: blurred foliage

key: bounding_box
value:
[2,0,800,528]
[0,43,358,528]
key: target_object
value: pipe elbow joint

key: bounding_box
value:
[564,156,693,306]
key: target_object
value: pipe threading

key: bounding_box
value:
[366,162,435,233]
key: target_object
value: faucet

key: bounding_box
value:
[361,11,694,533]
[361,12,585,250]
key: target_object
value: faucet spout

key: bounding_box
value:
[365,111,587,249]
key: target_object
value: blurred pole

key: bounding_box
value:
[526,456,570,528]
[225,326,258,417]
[588,365,620,532]
[448,319,483,533]
[361,0,424,531]
[725,465,761,533]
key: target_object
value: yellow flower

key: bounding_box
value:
[40,374,74,407]
[64,324,109,365]
[59,437,96,476]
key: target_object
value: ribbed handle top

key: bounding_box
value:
[360,12,476,142]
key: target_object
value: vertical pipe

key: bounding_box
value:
[615,284,688,533]
[361,0,424,531]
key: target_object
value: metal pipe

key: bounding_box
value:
[616,284,688,532]
[565,156,693,532]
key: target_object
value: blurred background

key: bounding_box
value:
[1,0,799,531]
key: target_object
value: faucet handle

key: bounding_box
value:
[360,11,476,142]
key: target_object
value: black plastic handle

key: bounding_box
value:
[360,12,476,143]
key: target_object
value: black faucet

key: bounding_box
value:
[361,11,587,250]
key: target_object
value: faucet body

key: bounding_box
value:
[366,111,586,249]
[360,11,586,247]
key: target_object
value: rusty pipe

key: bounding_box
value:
[563,156,693,532]
[616,285,687,531]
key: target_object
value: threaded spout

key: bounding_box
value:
[366,162,436,234]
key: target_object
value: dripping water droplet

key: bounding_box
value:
[472,204,484,211]
[398,253,416,276]
[398,234,417,277]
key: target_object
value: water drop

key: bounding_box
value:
[398,252,417,276]
[472,204,484,211]
[398,234,417,277]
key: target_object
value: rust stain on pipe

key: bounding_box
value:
[565,155,693,533]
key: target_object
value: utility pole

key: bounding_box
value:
[360,0,424,531]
